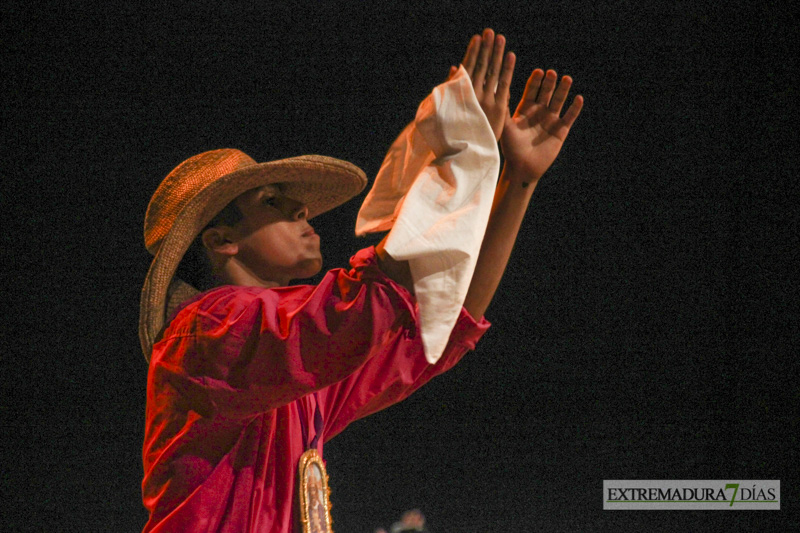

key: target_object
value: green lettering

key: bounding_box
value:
[725,483,739,507]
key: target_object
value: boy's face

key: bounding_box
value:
[228,184,322,285]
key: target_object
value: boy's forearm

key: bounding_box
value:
[462,164,537,319]
[376,162,538,320]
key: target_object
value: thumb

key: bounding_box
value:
[500,108,515,150]
[503,107,514,131]
[446,65,458,81]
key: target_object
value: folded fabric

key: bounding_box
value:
[356,66,500,364]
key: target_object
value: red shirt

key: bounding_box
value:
[142,248,489,532]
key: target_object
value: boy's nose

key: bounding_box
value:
[284,198,308,220]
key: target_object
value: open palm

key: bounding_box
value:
[501,69,584,183]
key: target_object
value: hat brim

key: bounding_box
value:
[139,155,366,360]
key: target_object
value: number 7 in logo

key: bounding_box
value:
[725,483,739,507]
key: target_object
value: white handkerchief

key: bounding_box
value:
[356,66,500,363]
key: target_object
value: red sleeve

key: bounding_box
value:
[319,305,489,442]
[315,249,490,441]
[149,247,488,421]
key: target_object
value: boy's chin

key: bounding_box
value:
[293,257,323,280]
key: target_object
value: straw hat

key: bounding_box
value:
[139,148,367,361]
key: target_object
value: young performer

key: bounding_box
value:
[139,29,582,532]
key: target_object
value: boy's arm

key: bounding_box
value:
[376,28,513,292]
[379,29,584,320]
[463,35,584,319]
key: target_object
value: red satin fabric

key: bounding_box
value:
[142,247,489,532]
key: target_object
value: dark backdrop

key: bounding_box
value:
[3,1,797,531]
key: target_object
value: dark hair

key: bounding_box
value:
[174,201,244,291]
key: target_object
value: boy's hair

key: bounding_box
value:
[174,201,244,291]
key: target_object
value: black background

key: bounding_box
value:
[3,1,797,531]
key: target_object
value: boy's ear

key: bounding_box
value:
[201,227,239,257]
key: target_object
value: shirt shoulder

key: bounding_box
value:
[164,247,389,334]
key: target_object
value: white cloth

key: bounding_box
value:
[356,66,500,364]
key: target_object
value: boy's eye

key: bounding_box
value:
[263,196,277,206]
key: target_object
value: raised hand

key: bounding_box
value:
[500,69,584,184]
[458,29,516,140]
[459,37,586,320]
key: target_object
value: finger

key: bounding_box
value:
[495,51,516,104]
[514,68,545,116]
[472,28,495,89]
[461,35,481,77]
[537,69,558,105]
[503,106,514,132]
[549,75,573,114]
[485,33,506,94]
[447,65,458,81]
[561,94,584,129]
